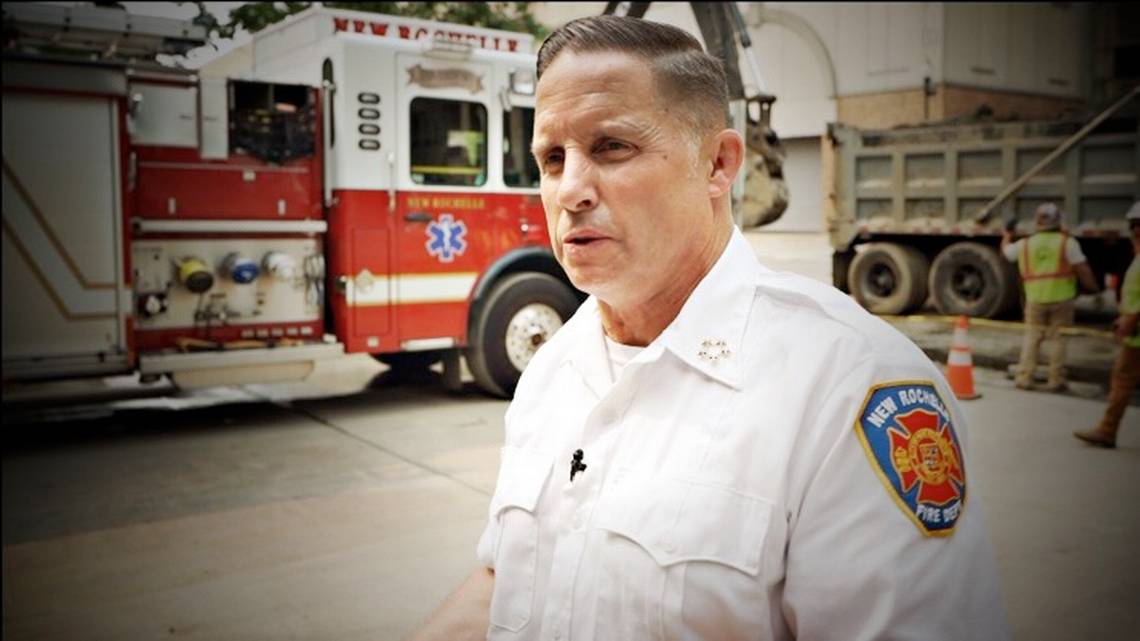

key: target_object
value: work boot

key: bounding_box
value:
[1042,380,1069,393]
[1073,428,1116,449]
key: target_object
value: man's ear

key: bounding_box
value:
[707,128,745,199]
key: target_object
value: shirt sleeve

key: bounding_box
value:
[1065,237,1087,265]
[1001,239,1023,262]
[781,354,1010,641]
[476,404,518,569]
[475,515,497,569]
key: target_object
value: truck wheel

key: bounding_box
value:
[467,273,579,398]
[848,243,929,315]
[832,249,856,293]
[929,242,1019,319]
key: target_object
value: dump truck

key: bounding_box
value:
[830,91,1139,319]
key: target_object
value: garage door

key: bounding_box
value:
[762,137,822,232]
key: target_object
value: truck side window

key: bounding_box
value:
[409,97,487,187]
[229,80,315,164]
[503,107,539,188]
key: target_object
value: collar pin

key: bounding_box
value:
[698,338,731,362]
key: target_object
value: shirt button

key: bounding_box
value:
[661,538,677,554]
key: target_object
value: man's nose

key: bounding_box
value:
[556,153,597,214]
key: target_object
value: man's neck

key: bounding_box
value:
[597,223,732,347]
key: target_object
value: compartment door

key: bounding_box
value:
[2,92,129,379]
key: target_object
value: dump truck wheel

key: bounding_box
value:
[929,242,1019,318]
[467,273,579,398]
[848,243,929,315]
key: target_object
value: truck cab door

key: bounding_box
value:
[391,52,494,348]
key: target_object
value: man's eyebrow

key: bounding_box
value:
[531,118,655,156]
[530,138,552,158]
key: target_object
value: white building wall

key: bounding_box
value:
[765,137,824,232]
[943,3,1085,98]
[764,2,943,96]
[750,21,835,139]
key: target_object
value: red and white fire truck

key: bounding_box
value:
[2,4,583,398]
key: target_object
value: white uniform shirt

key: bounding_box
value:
[1002,234,1086,264]
[477,228,1009,641]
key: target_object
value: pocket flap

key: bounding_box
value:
[490,446,555,516]
[593,468,773,575]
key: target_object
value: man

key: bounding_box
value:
[408,16,1008,641]
[1001,202,1100,391]
[1074,202,1140,448]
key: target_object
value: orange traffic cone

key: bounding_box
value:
[946,315,981,400]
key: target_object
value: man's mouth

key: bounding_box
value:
[563,230,606,245]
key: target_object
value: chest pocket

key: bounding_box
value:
[590,468,773,640]
[488,446,554,634]
[594,467,771,571]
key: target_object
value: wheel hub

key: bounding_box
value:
[867,263,897,297]
[505,303,563,371]
[951,266,985,302]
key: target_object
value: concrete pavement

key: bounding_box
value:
[2,386,507,641]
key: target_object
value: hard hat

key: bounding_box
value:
[1034,202,1062,230]
[1126,201,1140,222]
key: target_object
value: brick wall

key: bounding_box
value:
[835,84,1085,130]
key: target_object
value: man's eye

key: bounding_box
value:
[543,151,564,167]
[597,140,628,153]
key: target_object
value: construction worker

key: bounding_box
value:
[1074,202,1140,448]
[1001,202,1100,391]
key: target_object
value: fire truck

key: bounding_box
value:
[1,3,592,399]
[2,3,785,402]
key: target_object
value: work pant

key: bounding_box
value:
[1016,300,1076,387]
[1097,345,1140,435]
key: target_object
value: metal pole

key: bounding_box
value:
[973,85,1140,224]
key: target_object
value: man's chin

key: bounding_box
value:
[565,270,613,299]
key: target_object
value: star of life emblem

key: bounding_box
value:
[425,213,467,263]
[855,381,966,537]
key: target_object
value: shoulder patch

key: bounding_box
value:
[854,381,966,537]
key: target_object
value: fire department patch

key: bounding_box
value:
[854,381,966,537]
[425,213,467,263]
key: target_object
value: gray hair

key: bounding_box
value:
[536,15,730,139]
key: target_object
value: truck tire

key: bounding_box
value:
[848,243,929,315]
[929,242,1020,319]
[832,249,856,293]
[467,273,579,398]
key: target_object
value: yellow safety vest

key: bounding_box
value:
[1017,232,1077,304]
[1122,255,1140,348]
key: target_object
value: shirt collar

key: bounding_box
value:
[565,298,614,400]
[656,226,758,389]
[564,227,759,391]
